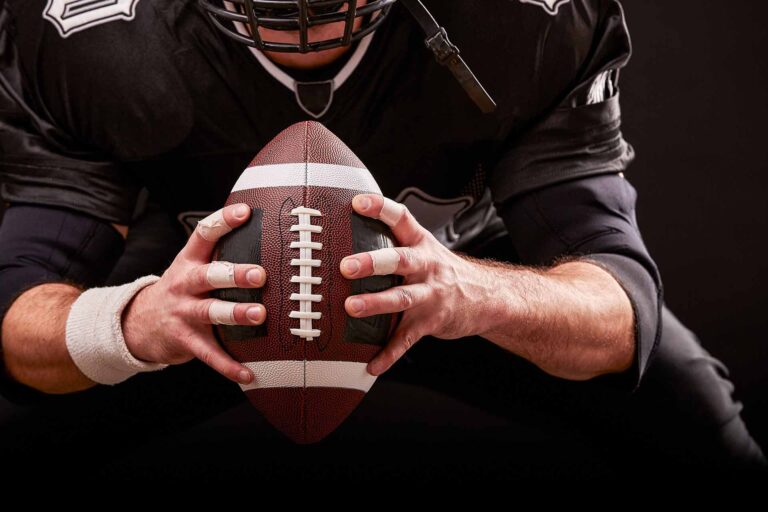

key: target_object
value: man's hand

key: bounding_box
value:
[340,194,488,376]
[341,194,635,381]
[122,203,266,385]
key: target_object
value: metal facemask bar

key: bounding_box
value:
[200,0,496,113]
[200,0,395,52]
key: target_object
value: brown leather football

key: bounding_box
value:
[212,121,399,444]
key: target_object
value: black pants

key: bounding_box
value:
[0,306,762,480]
[394,307,767,474]
[0,207,764,480]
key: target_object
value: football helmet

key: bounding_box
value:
[199,0,496,113]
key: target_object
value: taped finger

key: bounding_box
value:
[196,208,232,242]
[369,247,400,276]
[378,197,407,227]
[208,299,237,325]
[207,261,236,288]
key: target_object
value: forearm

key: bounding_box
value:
[467,257,635,381]
[1,283,95,394]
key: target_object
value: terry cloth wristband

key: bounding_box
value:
[65,275,167,385]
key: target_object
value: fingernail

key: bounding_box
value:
[238,369,252,384]
[355,196,371,211]
[234,205,249,219]
[367,361,380,376]
[246,268,262,285]
[246,305,263,323]
[342,258,360,276]
[348,297,364,314]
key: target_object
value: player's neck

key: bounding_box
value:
[272,41,358,83]
[263,44,352,71]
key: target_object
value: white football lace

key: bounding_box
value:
[289,206,323,341]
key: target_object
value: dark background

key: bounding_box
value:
[620,0,768,447]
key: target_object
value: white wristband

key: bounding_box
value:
[65,275,168,385]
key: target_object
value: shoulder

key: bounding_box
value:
[425,0,626,44]
[5,0,201,159]
[419,0,631,118]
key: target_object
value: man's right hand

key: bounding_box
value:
[122,203,265,385]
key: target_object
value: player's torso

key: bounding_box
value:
[7,0,606,246]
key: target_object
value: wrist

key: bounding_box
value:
[471,259,534,340]
[121,283,154,363]
[456,255,523,338]
[65,275,167,385]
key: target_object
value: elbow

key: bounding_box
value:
[548,342,635,382]
[4,363,93,395]
[577,305,637,380]
[2,291,95,396]
[590,334,635,379]
[580,262,638,380]
[560,299,638,382]
[582,324,637,380]
[2,350,86,396]
[542,321,636,382]
[3,338,95,395]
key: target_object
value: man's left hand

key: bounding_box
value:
[340,193,490,376]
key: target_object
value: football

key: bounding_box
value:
[212,121,400,444]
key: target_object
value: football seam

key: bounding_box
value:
[303,120,309,444]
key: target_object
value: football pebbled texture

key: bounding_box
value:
[212,121,400,444]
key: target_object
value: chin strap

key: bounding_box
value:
[399,0,497,114]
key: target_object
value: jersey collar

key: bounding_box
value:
[223,1,375,119]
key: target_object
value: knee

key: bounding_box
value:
[636,307,766,469]
[645,310,734,422]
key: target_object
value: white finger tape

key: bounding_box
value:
[378,197,406,227]
[369,247,400,276]
[209,300,237,325]
[196,208,233,242]
[207,261,236,288]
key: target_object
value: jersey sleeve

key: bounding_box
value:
[0,0,198,225]
[0,204,127,403]
[495,174,662,392]
[489,2,661,391]
[490,0,634,202]
[0,15,142,224]
[0,133,143,226]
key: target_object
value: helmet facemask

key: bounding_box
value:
[200,0,395,53]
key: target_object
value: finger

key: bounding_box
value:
[340,246,425,278]
[186,261,266,295]
[191,299,266,326]
[352,195,425,246]
[185,334,254,385]
[345,283,431,318]
[367,319,423,376]
[180,204,251,262]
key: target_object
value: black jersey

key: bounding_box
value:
[0,0,632,248]
[1,0,660,389]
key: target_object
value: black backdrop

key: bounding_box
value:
[620,1,768,446]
